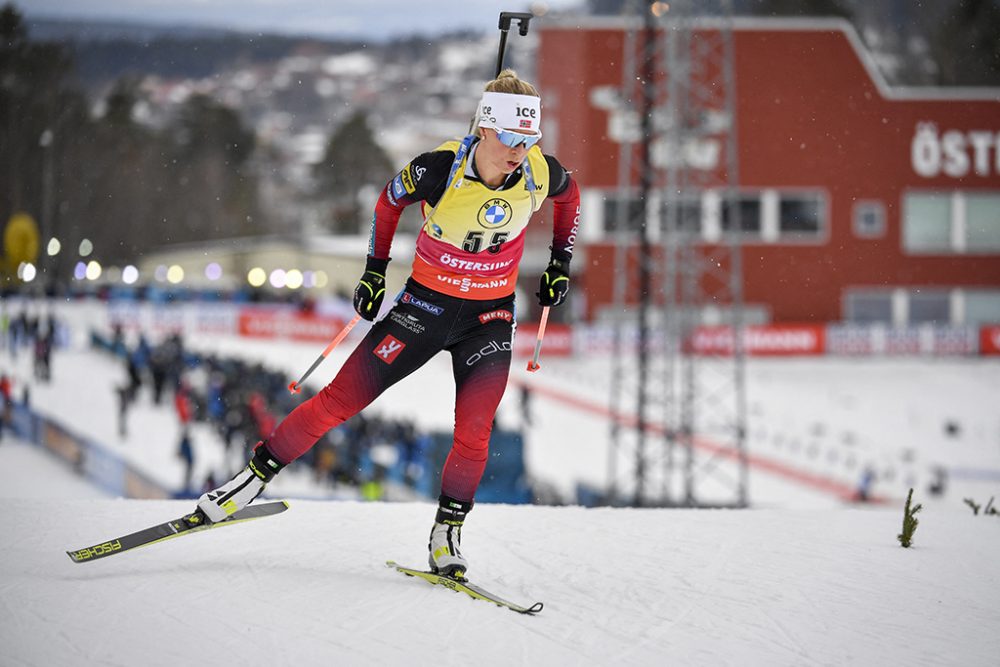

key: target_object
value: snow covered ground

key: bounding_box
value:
[2,488,999,665]
[1,300,999,665]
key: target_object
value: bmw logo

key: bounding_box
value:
[478,198,512,229]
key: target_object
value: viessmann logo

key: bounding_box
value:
[691,325,823,355]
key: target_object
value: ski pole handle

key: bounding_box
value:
[288,314,362,394]
[526,306,550,373]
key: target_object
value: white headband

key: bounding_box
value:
[477,92,541,135]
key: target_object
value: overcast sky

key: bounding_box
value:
[16,0,585,39]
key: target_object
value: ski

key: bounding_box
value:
[66,500,289,563]
[386,560,543,614]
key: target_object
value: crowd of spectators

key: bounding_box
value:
[1,304,64,441]
[92,324,435,499]
[2,306,59,388]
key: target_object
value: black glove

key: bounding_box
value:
[537,257,570,307]
[353,256,389,321]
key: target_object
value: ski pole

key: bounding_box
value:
[526,306,550,373]
[287,313,362,394]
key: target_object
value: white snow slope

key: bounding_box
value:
[2,495,999,666]
[1,300,999,665]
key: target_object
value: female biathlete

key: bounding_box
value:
[196,69,581,577]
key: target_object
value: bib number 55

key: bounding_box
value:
[463,231,509,254]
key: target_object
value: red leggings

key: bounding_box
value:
[266,280,515,501]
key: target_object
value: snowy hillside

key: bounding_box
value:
[2,296,999,665]
[2,495,999,666]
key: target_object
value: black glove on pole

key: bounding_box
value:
[537,257,570,307]
[353,256,389,321]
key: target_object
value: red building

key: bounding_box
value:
[533,18,1000,328]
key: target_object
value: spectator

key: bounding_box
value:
[149,345,169,405]
[116,385,130,438]
[248,391,276,442]
[175,377,196,493]
[126,350,142,402]
[33,329,52,381]
[856,466,876,502]
[0,373,12,441]
[178,429,195,493]
[175,376,194,427]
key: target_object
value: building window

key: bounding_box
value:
[845,288,1000,326]
[909,291,951,324]
[845,291,893,323]
[853,200,886,238]
[757,189,826,243]
[903,191,1000,254]
[721,195,761,237]
[660,194,702,237]
[779,194,822,236]
[966,193,1000,252]
[602,193,646,234]
[965,290,1000,326]
[903,192,951,252]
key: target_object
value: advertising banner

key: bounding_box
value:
[239,309,348,343]
[980,325,1000,355]
[690,324,826,356]
[513,322,573,357]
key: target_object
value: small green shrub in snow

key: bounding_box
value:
[897,488,922,549]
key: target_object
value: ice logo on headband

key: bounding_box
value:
[478,92,541,134]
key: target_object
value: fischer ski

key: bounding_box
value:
[66,500,289,563]
[386,560,543,615]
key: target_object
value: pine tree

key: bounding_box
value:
[314,110,394,235]
[897,488,922,548]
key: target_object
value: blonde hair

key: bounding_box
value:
[485,68,539,97]
[475,69,540,138]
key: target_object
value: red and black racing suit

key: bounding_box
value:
[264,138,580,501]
